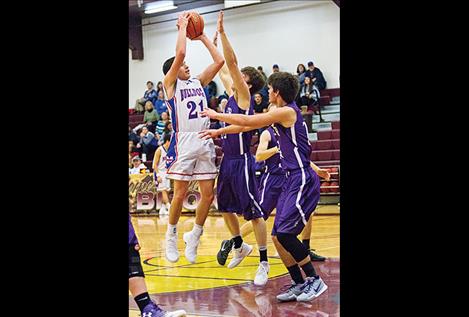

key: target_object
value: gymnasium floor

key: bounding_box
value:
[129,206,339,316]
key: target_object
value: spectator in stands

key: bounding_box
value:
[154,90,167,116]
[208,96,218,111]
[129,125,140,145]
[134,81,158,114]
[136,126,158,161]
[155,111,170,141]
[299,76,324,122]
[257,66,268,83]
[272,64,279,73]
[156,81,164,95]
[253,93,269,114]
[297,63,307,85]
[305,61,327,91]
[143,101,159,133]
[129,156,147,175]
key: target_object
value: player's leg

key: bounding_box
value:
[251,216,269,285]
[129,244,186,317]
[240,220,254,238]
[301,214,326,261]
[165,179,189,263]
[183,178,214,263]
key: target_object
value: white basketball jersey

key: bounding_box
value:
[164,77,210,133]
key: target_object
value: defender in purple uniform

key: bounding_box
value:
[238,116,329,262]
[201,71,328,302]
[199,11,269,286]
[129,214,186,316]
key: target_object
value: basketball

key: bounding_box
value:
[186,12,204,40]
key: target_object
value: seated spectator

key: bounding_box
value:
[159,120,173,145]
[253,93,269,114]
[299,76,320,107]
[299,76,323,122]
[305,61,327,90]
[144,101,159,133]
[129,125,140,145]
[134,81,157,114]
[154,90,167,116]
[297,63,306,85]
[129,156,147,175]
[155,111,170,141]
[272,64,280,73]
[136,126,158,161]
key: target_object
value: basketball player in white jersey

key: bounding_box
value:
[152,133,171,215]
[161,12,225,264]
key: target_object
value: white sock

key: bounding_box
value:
[191,224,203,236]
[167,224,177,236]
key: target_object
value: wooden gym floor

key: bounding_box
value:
[129,206,339,316]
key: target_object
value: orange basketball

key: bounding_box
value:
[186,12,204,40]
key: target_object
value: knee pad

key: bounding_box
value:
[276,233,309,263]
[129,245,145,278]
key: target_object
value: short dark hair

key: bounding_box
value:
[296,64,306,74]
[146,81,154,86]
[162,56,175,75]
[163,132,171,144]
[241,66,265,95]
[267,72,300,104]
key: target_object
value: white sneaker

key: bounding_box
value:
[276,281,303,302]
[296,276,328,302]
[165,233,179,263]
[254,261,269,286]
[227,242,253,269]
[183,231,201,264]
[159,204,168,215]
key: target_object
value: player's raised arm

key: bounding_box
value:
[163,12,190,98]
[213,30,233,96]
[217,11,250,110]
[195,30,225,87]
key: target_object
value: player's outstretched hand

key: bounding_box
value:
[198,129,221,140]
[316,168,331,181]
[200,108,218,119]
[217,11,224,33]
[176,11,190,30]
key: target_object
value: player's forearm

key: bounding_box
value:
[213,112,264,129]
[219,31,238,71]
[175,26,187,57]
[256,147,278,162]
[220,124,254,135]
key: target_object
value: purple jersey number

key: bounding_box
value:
[187,100,204,120]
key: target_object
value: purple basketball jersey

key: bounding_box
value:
[274,102,312,171]
[221,96,253,157]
